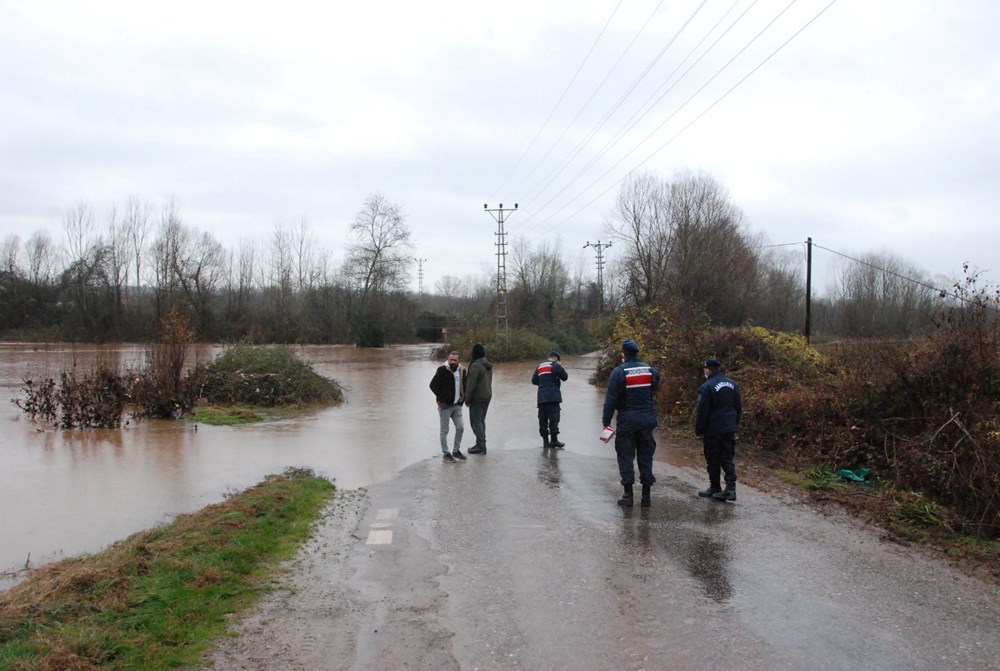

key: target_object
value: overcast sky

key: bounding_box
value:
[2,0,998,296]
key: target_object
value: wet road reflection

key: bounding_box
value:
[535,449,562,488]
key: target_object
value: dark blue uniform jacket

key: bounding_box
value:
[695,372,742,436]
[602,357,661,432]
[532,359,568,405]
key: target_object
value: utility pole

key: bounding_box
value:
[584,240,612,314]
[805,237,812,343]
[483,202,517,338]
[414,257,427,301]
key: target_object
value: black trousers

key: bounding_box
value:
[537,402,561,436]
[703,432,737,488]
[615,428,657,486]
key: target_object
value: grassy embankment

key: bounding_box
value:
[0,469,335,670]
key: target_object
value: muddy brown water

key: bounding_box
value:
[0,343,699,589]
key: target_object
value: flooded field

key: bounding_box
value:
[1,342,691,588]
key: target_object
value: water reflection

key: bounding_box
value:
[686,502,735,601]
[610,482,736,602]
[536,449,562,488]
[686,533,733,602]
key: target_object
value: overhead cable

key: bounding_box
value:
[537,0,839,238]
[489,0,624,200]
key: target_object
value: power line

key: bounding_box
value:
[507,0,671,199]
[527,0,704,203]
[489,0,624,200]
[518,0,749,225]
[800,239,998,312]
[811,242,951,298]
[536,0,839,238]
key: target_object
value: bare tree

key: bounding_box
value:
[753,247,805,332]
[123,195,153,308]
[25,230,57,285]
[435,275,464,297]
[105,202,132,335]
[294,217,316,291]
[150,197,186,320]
[62,200,98,265]
[606,170,762,325]
[509,236,570,327]
[1,234,21,274]
[342,192,413,346]
[267,222,296,326]
[831,251,935,337]
[665,172,760,325]
[606,172,672,306]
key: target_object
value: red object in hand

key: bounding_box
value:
[600,426,615,443]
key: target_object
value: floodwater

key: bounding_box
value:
[1,342,690,588]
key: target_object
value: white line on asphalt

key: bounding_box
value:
[367,530,393,545]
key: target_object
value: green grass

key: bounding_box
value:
[0,469,335,671]
[802,464,848,491]
[190,404,299,426]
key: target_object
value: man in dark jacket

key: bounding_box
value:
[695,357,742,501]
[602,339,661,507]
[429,350,467,463]
[532,350,569,448]
[465,342,493,454]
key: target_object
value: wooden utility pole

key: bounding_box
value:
[805,237,812,343]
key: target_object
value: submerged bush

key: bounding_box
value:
[14,363,128,428]
[189,344,343,407]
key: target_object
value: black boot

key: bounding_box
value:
[541,433,551,448]
[640,484,651,507]
[617,484,634,507]
[549,434,565,448]
[712,485,736,501]
[698,485,722,498]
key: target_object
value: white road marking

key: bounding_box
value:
[367,530,393,545]
[376,508,399,520]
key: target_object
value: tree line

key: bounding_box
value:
[0,172,948,345]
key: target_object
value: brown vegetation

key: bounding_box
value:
[597,272,1000,543]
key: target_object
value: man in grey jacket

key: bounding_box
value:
[465,342,493,454]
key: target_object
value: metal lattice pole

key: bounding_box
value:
[415,257,427,301]
[584,240,611,314]
[484,203,517,338]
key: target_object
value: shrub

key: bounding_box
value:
[434,327,560,363]
[15,363,128,428]
[188,344,343,407]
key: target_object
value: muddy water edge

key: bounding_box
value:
[1,343,692,590]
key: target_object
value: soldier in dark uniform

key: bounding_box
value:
[695,357,742,501]
[532,350,569,448]
[602,339,661,507]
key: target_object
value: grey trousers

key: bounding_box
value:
[438,403,464,453]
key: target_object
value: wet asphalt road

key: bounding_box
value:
[205,446,1000,671]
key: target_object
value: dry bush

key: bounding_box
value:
[598,278,999,539]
